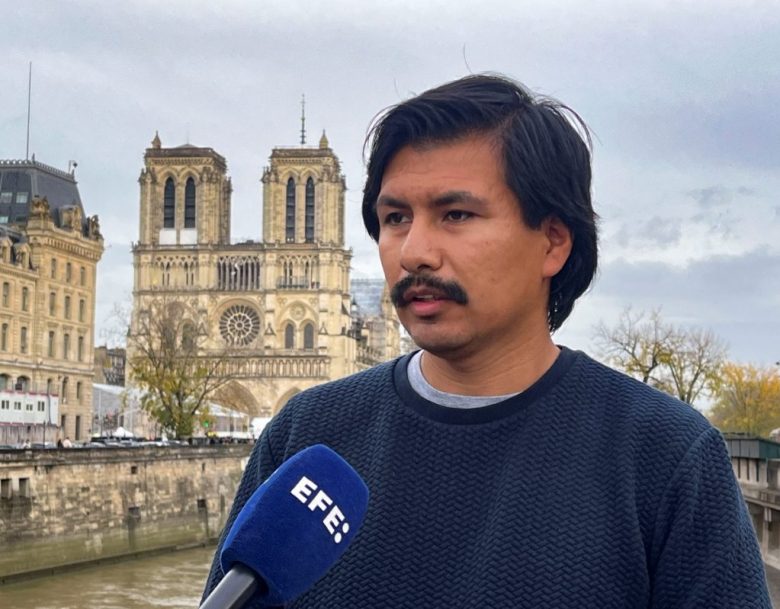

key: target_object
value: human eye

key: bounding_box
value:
[444,209,473,222]
[382,211,409,226]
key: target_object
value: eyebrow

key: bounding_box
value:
[375,190,488,210]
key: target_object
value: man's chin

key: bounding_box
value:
[407,333,470,359]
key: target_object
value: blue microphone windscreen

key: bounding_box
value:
[220,444,369,606]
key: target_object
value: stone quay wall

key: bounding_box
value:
[0,444,252,582]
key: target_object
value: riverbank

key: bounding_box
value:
[0,444,250,583]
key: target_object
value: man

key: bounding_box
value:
[203,75,770,608]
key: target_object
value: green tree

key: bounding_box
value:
[709,362,780,437]
[594,308,726,406]
[127,298,233,439]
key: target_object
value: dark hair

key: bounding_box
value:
[362,74,598,331]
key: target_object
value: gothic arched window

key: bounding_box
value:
[284,323,295,349]
[285,178,295,243]
[163,178,175,228]
[305,177,315,242]
[184,177,196,228]
[303,323,315,350]
[181,321,197,352]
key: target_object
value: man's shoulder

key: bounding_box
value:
[298,357,397,401]
[571,349,714,442]
[275,357,401,422]
[260,357,403,458]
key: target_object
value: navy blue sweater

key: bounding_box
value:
[203,348,770,608]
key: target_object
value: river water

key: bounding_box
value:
[0,546,215,609]
[3,547,780,608]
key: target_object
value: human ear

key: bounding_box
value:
[541,217,572,278]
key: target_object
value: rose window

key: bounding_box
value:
[220,305,260,346]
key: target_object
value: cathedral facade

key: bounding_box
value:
[129,133,399,418]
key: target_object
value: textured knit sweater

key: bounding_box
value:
[203,348,770,608]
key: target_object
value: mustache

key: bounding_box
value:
[390,274,469,308]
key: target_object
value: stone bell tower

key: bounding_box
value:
[138,132,232,247]
[261,130,345,247]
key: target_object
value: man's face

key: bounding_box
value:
[375,135,571,360]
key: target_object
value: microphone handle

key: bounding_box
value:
[200,563,260,609]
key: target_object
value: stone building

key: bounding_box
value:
[94,345,126,386]
[129,132,399,418]
[0,159,104,445]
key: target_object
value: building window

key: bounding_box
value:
[51,258,57,279]
[77,335,84,361]
[21,287,29,311]
[49,291,56,316]
[79,299,86,322]
[184,177,196,228]
[75,415,81,441]
[284,323,295,349]
[48,331,55,357]
[163,178,175,228]
[61,378,68,403]
[181,321,196,352]
[285,178,295,243]
[20,326,27,353]
[1,282,8,307]
[63,333,70,359]
[76,381,82,402]
[1,323,7,351]
[305,177,315,242]
[80,266,86,286]
[219,305,260,346]
[303,323,315,350]
[66,262,72,282]
[64,295,71,319]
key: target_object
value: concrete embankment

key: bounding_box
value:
[0,444,252,583]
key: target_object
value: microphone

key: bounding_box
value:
[200,444,369,609]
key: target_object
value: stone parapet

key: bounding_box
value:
[0,444,251,582]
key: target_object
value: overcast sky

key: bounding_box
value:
[2,0,779,367]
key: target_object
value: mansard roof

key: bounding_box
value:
[0,158,84,227]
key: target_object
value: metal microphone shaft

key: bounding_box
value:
[200,564,260,609]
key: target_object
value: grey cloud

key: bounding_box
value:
[592,249,780,363]
[640,217,682,247]
[609,217,681,249]
[686,185,757,209]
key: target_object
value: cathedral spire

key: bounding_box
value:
[300,94,306,145]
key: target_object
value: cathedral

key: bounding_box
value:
[129,131,400,418]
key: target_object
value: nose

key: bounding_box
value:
[399,219,441,274]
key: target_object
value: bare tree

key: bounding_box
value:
[662,327,727,405]
[99,294,133,348]
[127,297,234,439]
[594,308,726,406]
[593,308,675,388]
